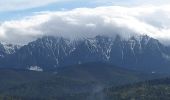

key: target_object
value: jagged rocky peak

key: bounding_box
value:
[1,34,170,73]
[30,34,154,45]
[2,43,21,54]
[0,42,21,57]
[30,36,73,46]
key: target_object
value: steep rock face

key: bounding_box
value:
[110,36,170,72]
[1,35,170,73]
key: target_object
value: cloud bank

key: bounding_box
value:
[1,5,170,44]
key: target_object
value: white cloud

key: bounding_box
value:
[92,0,170,6]
[1,5,170,45]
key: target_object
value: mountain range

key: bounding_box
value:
[0,35,170,74]
[0,35,170,100]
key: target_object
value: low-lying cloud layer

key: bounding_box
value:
[1,5,170,44]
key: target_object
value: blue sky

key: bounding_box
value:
[0,0,104,21]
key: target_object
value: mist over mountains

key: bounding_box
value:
[1,5,170,45]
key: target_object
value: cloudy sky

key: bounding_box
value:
[1,0,170,44]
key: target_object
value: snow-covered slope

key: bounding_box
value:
[2,43,21,54]
[0,43,20,58]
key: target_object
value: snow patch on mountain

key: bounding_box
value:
[1,42,21,54]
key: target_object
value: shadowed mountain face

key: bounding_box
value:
[1,35,170,73]
[0,43,6,58]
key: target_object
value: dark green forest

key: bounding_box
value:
[105,78,170,100]
[0,63,169,100]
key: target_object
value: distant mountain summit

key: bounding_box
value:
[0,43,20,58]
[1,35,170,73]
